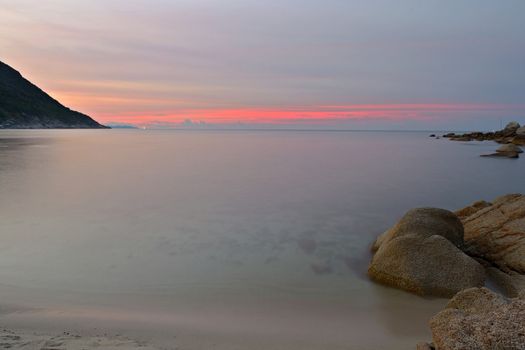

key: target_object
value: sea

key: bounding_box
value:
[0,129,523,349]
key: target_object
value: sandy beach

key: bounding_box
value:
[0,328,162,350]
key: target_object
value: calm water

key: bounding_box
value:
[0,130,524,349]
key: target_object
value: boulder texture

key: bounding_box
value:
[428,288,525,350]
[368,208,485,297]
[455,200,491,220]
[457,194,525,274]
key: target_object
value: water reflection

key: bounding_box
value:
[0,130,523,349]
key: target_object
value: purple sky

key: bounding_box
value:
[1,0,524,129]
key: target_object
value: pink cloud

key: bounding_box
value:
[97,103,525,126]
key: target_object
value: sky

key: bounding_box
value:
[1,0,525,130]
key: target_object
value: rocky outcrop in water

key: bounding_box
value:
[444,121,523,145]
[481,142,523,159]
[368,208,485,297]
[369,194,525,299]
[480,151,520,158]
[371,195,525,348]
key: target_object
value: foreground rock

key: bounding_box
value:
[427,288,525,350]
[457,194,525,275]
[369,208,485,297]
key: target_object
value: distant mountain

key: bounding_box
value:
[0,61,107,129]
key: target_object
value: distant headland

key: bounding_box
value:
[0,61,107,129]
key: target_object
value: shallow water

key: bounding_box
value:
[0,130,523,349]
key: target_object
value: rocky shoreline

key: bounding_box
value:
[368,194,525,349]
[443,121,525,144]
[437,121,525,159]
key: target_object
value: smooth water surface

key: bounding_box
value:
[0,130,523,349]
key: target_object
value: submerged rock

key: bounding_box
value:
[450,136,472,142]
[480,151,519,158]
[310,261,333,275]
[429,287,525,350]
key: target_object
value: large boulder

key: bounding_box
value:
[372,208,464,252]
[517,126,525,136]
[369,208,484,297]
[429,287,525,350]
[369,234,485,297]
[457,194,525,274]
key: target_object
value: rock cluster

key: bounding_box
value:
[369,194,525,348]
[444,121,524,145]
[442,121,524,158]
